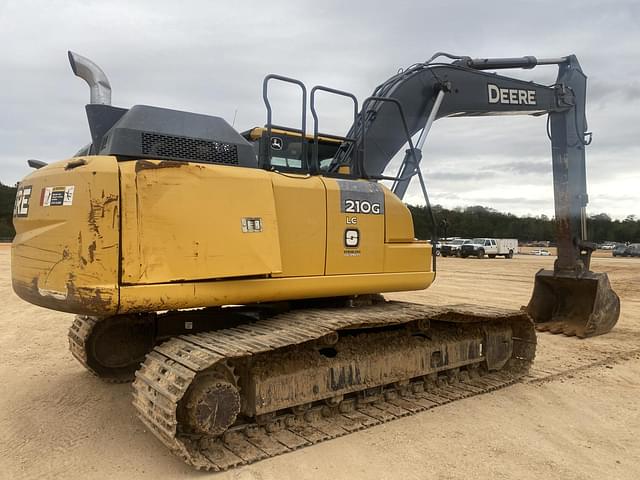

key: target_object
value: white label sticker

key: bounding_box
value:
[241,217,263,233]
[42,186,74,207]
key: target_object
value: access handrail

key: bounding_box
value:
[262,74,308,169]
[310,85,358,174]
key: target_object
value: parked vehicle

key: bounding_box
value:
[532,249,551,256]
[612,245,628,257]
[613,244,640,257]
[441,238,472,257]
[460,238,518,259]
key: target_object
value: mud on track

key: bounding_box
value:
[1,247,639,479]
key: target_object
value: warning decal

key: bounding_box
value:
[41,186,75,207]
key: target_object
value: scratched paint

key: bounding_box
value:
[11,156,121,315]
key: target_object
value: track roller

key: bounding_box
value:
[68,314,155,382]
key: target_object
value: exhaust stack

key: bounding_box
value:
[68,51,112,105]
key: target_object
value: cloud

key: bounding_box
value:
[0,0,638,218]
[482,160,550,176]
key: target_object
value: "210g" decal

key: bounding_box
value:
[344,199,382,214]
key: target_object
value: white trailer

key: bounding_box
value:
[496,238,519,257]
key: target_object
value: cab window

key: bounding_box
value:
[267,135,305,170]
[243,128,354,175]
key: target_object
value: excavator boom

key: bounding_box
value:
[341,54,620,337]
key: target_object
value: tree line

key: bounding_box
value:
[1,182,638,243]
[408,204,640,244]
[0,183,17,239]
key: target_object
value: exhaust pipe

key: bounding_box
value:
[68,51,112,105]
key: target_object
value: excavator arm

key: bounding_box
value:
[347,54,619,337]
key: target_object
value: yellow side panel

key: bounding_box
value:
[120,160,282,284]
[323,178,384,275]
[383,188,416,243]
[11,156,120,315]
[270,173,326,277]
[384,243,431,273]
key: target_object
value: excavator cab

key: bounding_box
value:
[241,127,343,172]
[251,76,360,177]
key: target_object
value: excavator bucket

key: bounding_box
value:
[526,269,620,338]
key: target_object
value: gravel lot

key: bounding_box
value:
[1,246,639,479]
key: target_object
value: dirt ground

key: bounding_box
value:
[1,246,639,480]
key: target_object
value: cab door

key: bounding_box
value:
[489,239,497,254]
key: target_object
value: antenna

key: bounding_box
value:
[232,108,238,127]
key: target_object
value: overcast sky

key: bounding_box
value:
[1,0,638,218]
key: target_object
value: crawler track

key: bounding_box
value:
[132,301,536,471]
[68,316,115,380]
[69,314,153,383]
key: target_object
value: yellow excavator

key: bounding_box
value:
[11,51,619,470]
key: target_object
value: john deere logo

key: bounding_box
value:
[270,137,283,150]
[344,229,359,248]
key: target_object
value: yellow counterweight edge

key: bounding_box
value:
[118,271,434,314]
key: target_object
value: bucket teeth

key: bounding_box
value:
[563,327,578,337]
[534,323,550,332]
[535,321,578,337]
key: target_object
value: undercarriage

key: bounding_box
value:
[69,300,536,471]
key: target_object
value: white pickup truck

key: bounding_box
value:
[459,238,518,259]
